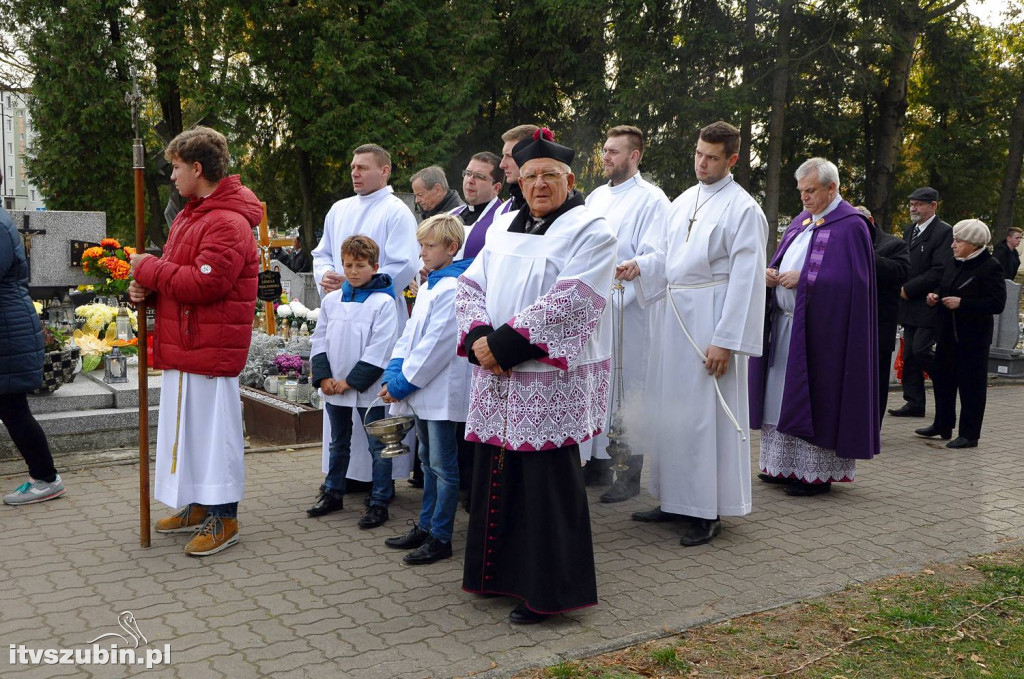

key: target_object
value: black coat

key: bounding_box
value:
[993,241,1021,281]
[934,249,1006,348]
[0,206,44,394]
[873,224,910,352]
[898,217,953,327]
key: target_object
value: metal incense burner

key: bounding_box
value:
[606,280,631,472]
[363,397,415,458]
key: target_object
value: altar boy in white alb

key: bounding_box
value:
[380,214,473,566]
[618,121,767,547]
[583,125,671,503]
[311,144,420,497]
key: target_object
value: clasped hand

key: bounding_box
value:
[472,337,506,376]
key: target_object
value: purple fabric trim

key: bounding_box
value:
[462,201,502,258]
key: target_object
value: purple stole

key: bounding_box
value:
[455,199,502,258]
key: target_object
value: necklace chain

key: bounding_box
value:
[687,176,733,241]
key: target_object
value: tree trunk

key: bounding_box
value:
[143,170,167,248]
[296,147,316,253]
[864,23,920,230]
[863,0,967,229]
[994,84,1024,244]
[735,0,758,190]
[763,0,795,257]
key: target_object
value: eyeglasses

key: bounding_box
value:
[520,170,567,185]
[461,170,494,182]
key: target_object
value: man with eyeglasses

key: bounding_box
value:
[456,128,616,624]
[889,187,953,418]
[449,151,505,258]
[582,125,671,502]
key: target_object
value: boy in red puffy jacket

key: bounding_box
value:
[129,126,261,557]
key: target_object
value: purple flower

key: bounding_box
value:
[273,353,303,373]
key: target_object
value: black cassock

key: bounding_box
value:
[462,442,598,615]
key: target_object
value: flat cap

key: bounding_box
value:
[908,186,940,202]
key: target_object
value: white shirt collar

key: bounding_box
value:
[915,214,936,233]
[811,194,843,224]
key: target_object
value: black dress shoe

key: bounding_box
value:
[946,437,978,449]
[680,517,721,546]
[888,405,925,418]
[306,488,344,517]
[407,477,424,489]
[915,424,952,440]
[403,536,453,565]
[508,602,551,625]
[631,507,687,523]
[757,473,794,485]
[784,481,832,497]
[385,523,429,549]
[600,477,640,503]
[358,504,389,529]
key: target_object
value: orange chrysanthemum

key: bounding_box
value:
[124,246,137,256]
[100,238,122,249]
[83,246,105,259]
[105,258,132,280]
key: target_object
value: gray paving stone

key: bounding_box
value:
[2,384,1024,677]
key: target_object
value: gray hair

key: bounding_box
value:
[795,157,840,188]
[410,165,448,191]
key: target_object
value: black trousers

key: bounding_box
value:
[931,340,989,441]
[900,324,936,411]
[0,392,57,482]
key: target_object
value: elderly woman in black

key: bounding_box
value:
[0,192,65,504]
[915,219,1006,449]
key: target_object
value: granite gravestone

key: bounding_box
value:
[270,258,319,309]
[988,279,1023,377]
[14,210,106,290]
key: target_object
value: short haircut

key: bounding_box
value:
[698,121,741,158]
[501,124,539,144]
[854,205,872,219]
[795,157,841,188]
[607,125,645,158]
[416,214,465,249]
[410,165,448,191]
[1008,227,1023,237]
[470,151,505,184]
[353,143,391,168]
[341,234,379,266]
[165,126,230,182]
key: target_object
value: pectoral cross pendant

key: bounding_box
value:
[686,216,697,242]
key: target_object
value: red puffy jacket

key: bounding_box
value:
[134,175,261,376]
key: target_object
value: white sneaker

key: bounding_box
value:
[3,476,66,505]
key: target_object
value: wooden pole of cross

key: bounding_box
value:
[128,79,150,548]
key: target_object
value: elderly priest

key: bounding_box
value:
[455,129,616,624]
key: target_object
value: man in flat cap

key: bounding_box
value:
[455,128,616,624]
[889,187,953,418]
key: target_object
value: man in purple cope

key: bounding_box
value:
[749,157,880,497]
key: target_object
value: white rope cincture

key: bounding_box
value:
[666,282,745,440]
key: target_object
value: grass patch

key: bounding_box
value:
[521,546,1024,678]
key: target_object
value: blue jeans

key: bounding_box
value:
[206,502,237,518]
[324,403,393,506]
[414,417,460,543]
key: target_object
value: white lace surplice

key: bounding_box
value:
[455,205,617,451]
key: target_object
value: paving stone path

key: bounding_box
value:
[1,384,1022,678]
